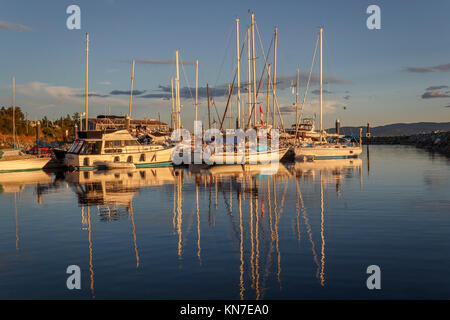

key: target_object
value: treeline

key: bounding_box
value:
[0,106,79,139]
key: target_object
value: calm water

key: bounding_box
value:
[0,145,449,299]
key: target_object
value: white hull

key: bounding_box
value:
[294,145,362,159]
[65,146,174,170]
[0,157,51,173]
[208,148,289,165]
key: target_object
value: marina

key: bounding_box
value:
[0,0,449,303]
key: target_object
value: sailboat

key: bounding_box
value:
[294,28,362,160]
[0,77,51,173]
[201,13,288,165]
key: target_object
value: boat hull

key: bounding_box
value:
[208,147,289,165]
[294,145,362,160]
[0,157,51,173]
[64,146,175,170]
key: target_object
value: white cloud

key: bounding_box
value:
[0,20,32,31]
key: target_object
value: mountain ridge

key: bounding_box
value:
[326,122,450,137]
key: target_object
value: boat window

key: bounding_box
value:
[114,156,120,162]
[127,156,133,163]
[80,141,102,155]
[113,140,124,147]
[83,158,90,166]
[104,141,113,148]
[140,154,145,162]
[125,140,140,146]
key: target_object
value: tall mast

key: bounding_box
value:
[206,83,211,129]
[171,77,175,129]
[251,13,257,127]
[12,76,15,148]
[272,27,277,128]
[247,27,251,129]
[319,27,323,136]
[175,50,181,129]
[85,32,89,131]
[295,68,299,135]
[129,59,135,119]
[266,64,271,130]
[228,84,231,129]
[235,18,241,129]
[195,59,199,121]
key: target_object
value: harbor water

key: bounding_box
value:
[0,145,449,299]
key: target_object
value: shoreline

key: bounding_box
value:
[362,131,450,157]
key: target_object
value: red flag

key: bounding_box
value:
[259,105,264,126]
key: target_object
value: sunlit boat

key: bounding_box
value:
[294,139,362,160]
[0,149,51,173]
[64,129,175,170]
[293,27,362,160]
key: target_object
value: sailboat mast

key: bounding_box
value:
[295,68,299,135]
[12,76,15,148]
[175,50,181,129]
[206,83,211,129]
[228,84,232,129]
[247,27,251,129]
[195,59,199,121]
[319,27,323,135]
[236,18,241,129]
[171,77,175,129]
[85,33,89,131]
[251,13,257,127]
[273,27,277,128]
[266,64,271,130]
[129,59,135,119]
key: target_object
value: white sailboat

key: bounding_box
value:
[0,77,51,173]
[294,28,362,160]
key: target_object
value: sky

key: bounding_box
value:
[0,0,449,130]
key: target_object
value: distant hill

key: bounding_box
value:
[326,122,450,137]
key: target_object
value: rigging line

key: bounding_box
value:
[255,22,273,98]
[245,22,274,129]
[219,36,247,130]
[296,33,319,137]
[246,22,285,130]
[179,53,195,106]
[212,24,235,97]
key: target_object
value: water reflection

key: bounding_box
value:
[1,159,364,299]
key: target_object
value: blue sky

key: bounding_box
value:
[0,0,449,130]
